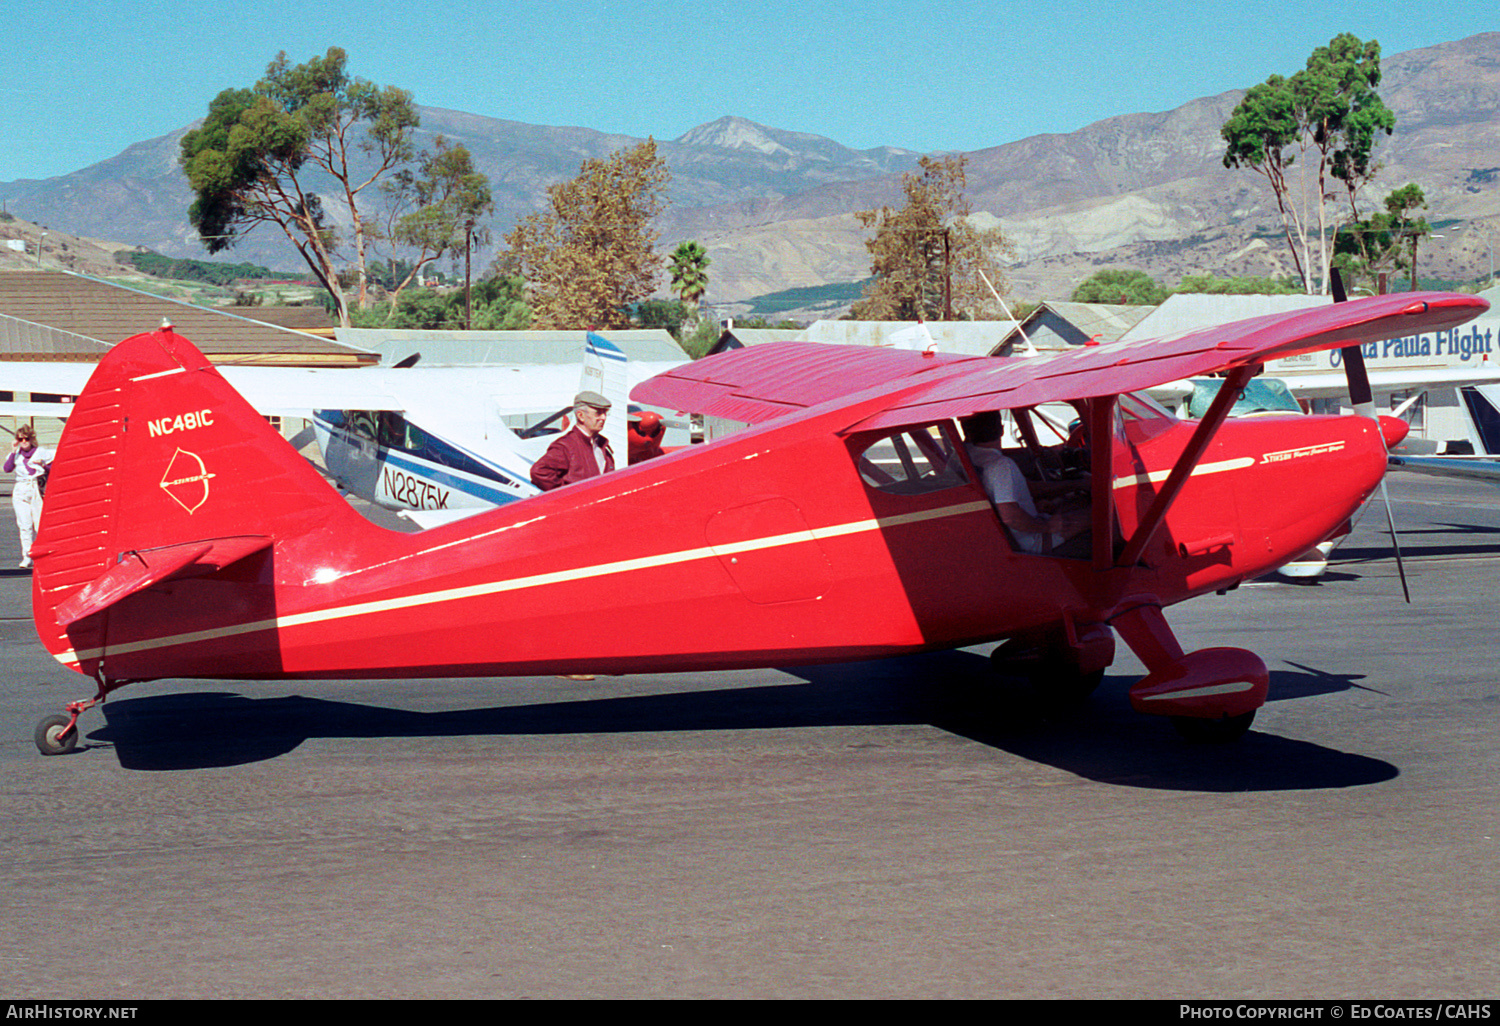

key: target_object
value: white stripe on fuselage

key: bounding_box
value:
[52,500,995,666]
[1111,456,1256,490]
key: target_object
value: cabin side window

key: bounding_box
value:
[853,425,968,496]
[337,410,379,444]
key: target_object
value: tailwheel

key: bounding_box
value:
[1171,710,1255,743]
[34,713,79,756]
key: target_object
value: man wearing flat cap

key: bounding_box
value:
[530,390,617,491]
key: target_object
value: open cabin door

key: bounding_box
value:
[843,420,1085,644]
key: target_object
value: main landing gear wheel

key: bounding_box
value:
[1054,667,1106,701]
[34,714,78,756]
[1171,711,1255,743]
[990,645,1106,705]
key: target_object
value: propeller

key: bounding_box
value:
[286,425,317,452]
[1333,269,1411,602]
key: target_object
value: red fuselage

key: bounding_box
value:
[36,375,1386,687]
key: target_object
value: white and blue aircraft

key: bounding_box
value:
[1387,384,1500,486]
[1,332,686,526]
[310,333,680,523]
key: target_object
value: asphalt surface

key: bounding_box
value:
[2,474,1497,999]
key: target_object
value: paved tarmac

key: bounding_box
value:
[1,474,1497,999]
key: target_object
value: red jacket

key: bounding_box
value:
[530,427,615,491]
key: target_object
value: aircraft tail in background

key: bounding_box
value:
[580,332,629,459]
[1459,384,1500,454]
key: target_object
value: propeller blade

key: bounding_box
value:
[1331,269,1376,416]
[1331,267,1410,601]
[1378,476,1412,603]
[286,426,316,451]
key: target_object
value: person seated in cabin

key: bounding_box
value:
[960,411,1090,556]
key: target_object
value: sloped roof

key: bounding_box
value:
[706,327,800,356]
[238,305,338,334]
[335,327,688,366]
[0,270,375,365]
[999,301,1155,354]
[723,328,796,347]
[0,313,110,360]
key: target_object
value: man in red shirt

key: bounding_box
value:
[530,391,616,491]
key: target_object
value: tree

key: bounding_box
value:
[849,155,1012,320]
[179,47,419,325]
[346,276,532,330]
[1072,269,1168,305]
[505,140,671,329]
[1386,183,1432,291]
[469,275,533,330]
[682,318,721,360]
[668,241,711,313]
[1173,274,1302,295]
[382,137,494,321]
[1221,33,1395,295]
[636,298,688,336]
[1333,183,1430,292]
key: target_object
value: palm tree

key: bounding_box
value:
[669,241,711,313]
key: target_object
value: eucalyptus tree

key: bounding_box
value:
[1333,183,1431,292]
[179,47,419,325]
[383,137,494,322]
[1221,33,1395,294]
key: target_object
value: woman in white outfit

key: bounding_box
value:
[6,425,52,568]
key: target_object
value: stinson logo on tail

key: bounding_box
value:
[159,448,216,514]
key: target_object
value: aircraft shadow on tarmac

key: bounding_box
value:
[83,649,1397,791]
[1338,521,1500,562]
[1270,569,1362,585]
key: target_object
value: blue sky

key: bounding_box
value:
[2,0,1494,182]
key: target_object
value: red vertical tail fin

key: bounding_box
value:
[31,326,368,676]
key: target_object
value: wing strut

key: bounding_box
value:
[1115,364,1256,567]
[1089,395,1117,572]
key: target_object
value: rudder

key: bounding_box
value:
[31,325,370,675]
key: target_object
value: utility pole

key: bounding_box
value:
[943,228,952,321]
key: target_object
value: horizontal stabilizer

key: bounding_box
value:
[54,535,271,628]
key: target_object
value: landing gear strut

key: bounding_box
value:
[33,694,101,756]
[34,714,77,756]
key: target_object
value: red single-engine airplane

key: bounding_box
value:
[27,292,1489,756]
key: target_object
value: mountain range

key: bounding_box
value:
[4,31,1498,315]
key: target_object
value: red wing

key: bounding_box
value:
[629,342,981,424]
[633,294,1489,430]
[853,292,1486,430]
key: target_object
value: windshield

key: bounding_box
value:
[1187,377,1302,418]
